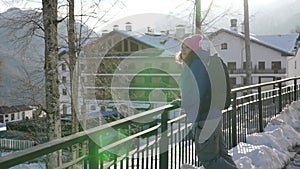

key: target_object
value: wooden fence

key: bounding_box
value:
[0,139,35,151]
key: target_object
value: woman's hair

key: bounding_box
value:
[175,51,183,64]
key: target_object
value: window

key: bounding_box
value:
[114,42,122,52]
[11,113,15,121]
[124,39,129,52]
[130,41,139,51]
[144,77,152,83]
[229,77,236,87]
[221,43,228,50]
[243,62,246,69]
[271,61,281,73]
[81,77,85,83]
[227,62,236,71]
[242,77,249,85]
[144,63,152,69]
[162,76,169,84]
[62,76,66,84]
[258,62,265,70]
[62,63,66,71]
[62,89,67,95]
[63,104,67,114]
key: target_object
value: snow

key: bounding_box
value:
[115,30,181,56]
[230,101,300,169]
[255,34,299,54]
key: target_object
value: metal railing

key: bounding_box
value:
[0,76,300,168]
[222,76,300,148]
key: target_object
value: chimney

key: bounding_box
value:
[160,30,168,44]
[125,22,132,31]
[175,25,185,39]
[230,19,238,32]
[113,24,119,31]
[147,27,153,33]
[102,29,108,36]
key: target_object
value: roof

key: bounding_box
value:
[209,29,299,56]
[103,30,182,57]
[0,105,32,115]
[255,34,299,55]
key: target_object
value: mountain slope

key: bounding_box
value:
[0,8,98,105]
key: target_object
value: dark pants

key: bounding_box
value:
[194,121,237,169]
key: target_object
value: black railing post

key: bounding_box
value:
[294,79,297,101]
[88,139,99,169]
[278,82,283,113]
[159,109,169,169]
[232,92,237,147]
[258,86,263,132]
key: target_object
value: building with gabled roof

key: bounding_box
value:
[203,21,300,88]
[58,25,185,123]
[0,105,35,125]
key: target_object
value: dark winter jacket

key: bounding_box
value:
[180,51,212,123]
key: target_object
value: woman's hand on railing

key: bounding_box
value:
[170,99,181,108]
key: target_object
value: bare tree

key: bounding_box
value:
[0,60,2,87]
[12,63,45,106]
[42,0,61,168]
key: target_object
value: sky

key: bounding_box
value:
[0,0,300,34]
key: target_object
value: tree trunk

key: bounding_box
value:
[68,0,78,136]
[68,0,80,166]
[42,0,61,168]
[195,0,201,34]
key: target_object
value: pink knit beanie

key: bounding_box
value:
[182,34,203,51]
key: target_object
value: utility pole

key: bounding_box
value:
[244,0,252,86]
[195,0,201,34]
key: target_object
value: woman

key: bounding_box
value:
[175,34,237,169]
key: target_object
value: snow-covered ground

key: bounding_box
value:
[230,101,300,169]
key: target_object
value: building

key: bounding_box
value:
[0,105,35,124]
[204,19,300,88]
[58,23,186,123]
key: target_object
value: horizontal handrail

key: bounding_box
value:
[0,104,178,168]
[231,76,298,92]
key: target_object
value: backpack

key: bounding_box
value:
[220,58,231,109]
[198,52,231,110]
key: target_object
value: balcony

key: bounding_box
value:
[228,68,286,74]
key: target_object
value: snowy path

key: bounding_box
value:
[285,147,300,169]
[230,101,300,169]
